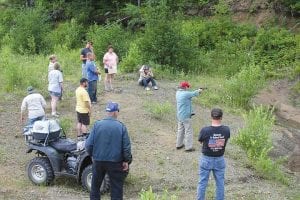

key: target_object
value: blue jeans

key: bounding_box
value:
[197,155,225,200]
[82,64,87,78]
[90,161,125,200]
[26,116,44,126]
[88,80,97,102]
[141,77,156,88]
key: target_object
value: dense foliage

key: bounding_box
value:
[0,0,298,102]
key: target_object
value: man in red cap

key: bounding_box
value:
[176,81,202,152]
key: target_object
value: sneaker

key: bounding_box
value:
[176,145,184,150]
[52,113,59,117]
[145,87,150,91]
[153,86,158,90]
[185,148,195,152]
[91,101,97,104]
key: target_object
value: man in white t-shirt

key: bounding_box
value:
[48,62,63,117]
[21,86,47,126]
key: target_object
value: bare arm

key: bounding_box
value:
[80,55,86,61]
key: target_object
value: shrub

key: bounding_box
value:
[137,2,188,72]
[233,106,288,184]
[119,40,143,73]
[47,19,84,50]
[9,7,51,54]
[254,27,297,78]
[224,65,265,108]
[87,23,132,63]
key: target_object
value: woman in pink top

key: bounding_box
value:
[103,45,118,91]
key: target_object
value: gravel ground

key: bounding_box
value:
[0,77,299,200]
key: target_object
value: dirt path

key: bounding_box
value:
[0,76,299,200]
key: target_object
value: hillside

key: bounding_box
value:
[0,0,299,199]
[0,77,299,199]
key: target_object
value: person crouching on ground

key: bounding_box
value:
[197,108,230,200]
[75,78,91,138]
[176,81,202,152]
[85,101,132,200]
[48,62,63,117]
[86,52,100,104]
[138,65,158,91]
[21,86,47,126]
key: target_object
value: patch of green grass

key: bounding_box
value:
[0,146,7,164]
[59,117,73,134]
[233,105,289,184]
[144,101,174,120]
[139,186,177,200]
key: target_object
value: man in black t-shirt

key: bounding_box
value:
[80,41,93,78]
[197,108,230,200]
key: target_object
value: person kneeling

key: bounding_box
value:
[138,65,158,91]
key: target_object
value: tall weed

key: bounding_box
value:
[233,106,288,184]
[224,65,265,108]
[139,187,177,200]
[144,101,174,120]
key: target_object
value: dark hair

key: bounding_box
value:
[108,45,113,50]
[80,78,88,84]
[211,108,223,120]
[87,41,93,45]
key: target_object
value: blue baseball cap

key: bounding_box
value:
[106,102,119,112]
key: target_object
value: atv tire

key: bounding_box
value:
[27,157,54,185]
[81,164,110,194]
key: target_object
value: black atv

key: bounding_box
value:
[23,119,109,193]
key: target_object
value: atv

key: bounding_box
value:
[23,119,110,193]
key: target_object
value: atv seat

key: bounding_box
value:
[50,138,77,153]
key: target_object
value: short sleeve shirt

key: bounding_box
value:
[81,48,92,64]
[198,125,230,157]
[103,52,118,68]
[76,86,91,113]
[48,70,63,93]
[86,60,99,81]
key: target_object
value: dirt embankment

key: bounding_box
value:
[253,79,300,172]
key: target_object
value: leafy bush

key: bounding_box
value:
[47,19,84,50]
[139,187,177,200]
[233,106,288,184]
[120,40,143,72]
[87,23,132,63]
[137,2,191,72]
[9,7,51,54]
[254,27,297,78]
[224,65,265,108]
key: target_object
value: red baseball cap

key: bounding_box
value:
[179,81,190,89]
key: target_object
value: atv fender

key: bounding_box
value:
[77,151,92,182]
[26,143,64,172]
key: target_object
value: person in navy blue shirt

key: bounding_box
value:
[85,102,132,200]
[80,41,94,78]
[86,52,100,104]
[197,108,230,200]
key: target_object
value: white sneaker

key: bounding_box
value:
[153,86,158,90]
[145,87,150,91]
[52,113,59,117]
